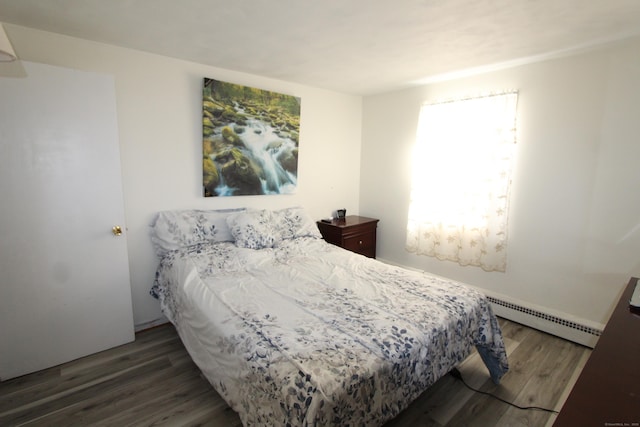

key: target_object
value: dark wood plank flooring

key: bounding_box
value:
[0,318,590,426]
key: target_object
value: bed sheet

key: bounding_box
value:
[151,237,508,426]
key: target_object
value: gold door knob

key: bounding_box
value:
[112,225,123,236]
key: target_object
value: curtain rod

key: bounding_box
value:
[423,89,518,107]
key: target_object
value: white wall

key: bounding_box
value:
[5,24,363,329]
[7,23,639,332]
[361,37,640,326]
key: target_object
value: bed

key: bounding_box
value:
[150,207,508,426]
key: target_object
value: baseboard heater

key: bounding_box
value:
[485,295,602,348]
[376,257,604,348]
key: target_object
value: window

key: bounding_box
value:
[405,92,518,272]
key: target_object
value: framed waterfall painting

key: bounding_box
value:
[202,78,301,197]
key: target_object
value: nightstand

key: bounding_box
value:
[316,215,379,258]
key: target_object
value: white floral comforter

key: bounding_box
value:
[151,237,508,426]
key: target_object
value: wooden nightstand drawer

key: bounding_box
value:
[316,215,379,258]
[343,232,374,254]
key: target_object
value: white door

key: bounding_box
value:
[0,62,134,380]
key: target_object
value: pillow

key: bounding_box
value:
[274,206,322,240]
[226,209,279,249]
[150,208,245,256]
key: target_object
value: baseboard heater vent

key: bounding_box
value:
[486,296,603,338]
[376,257,604,346]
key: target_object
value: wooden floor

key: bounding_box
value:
[0,318,590,427]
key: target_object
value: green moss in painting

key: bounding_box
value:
[221,126,243,146]
[203,157,219,196]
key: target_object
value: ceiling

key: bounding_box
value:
[1,0,640,95]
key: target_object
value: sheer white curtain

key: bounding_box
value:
[405,92,518,272]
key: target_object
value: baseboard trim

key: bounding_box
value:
[134,316,169,332]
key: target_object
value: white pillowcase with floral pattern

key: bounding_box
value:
[226,207,322,249]
[273,206,322,241]
[150,208,245,256]
[226,209,279,249]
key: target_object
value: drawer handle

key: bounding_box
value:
[359,240,363,245]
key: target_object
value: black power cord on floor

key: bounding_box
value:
[449,368,559,414]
